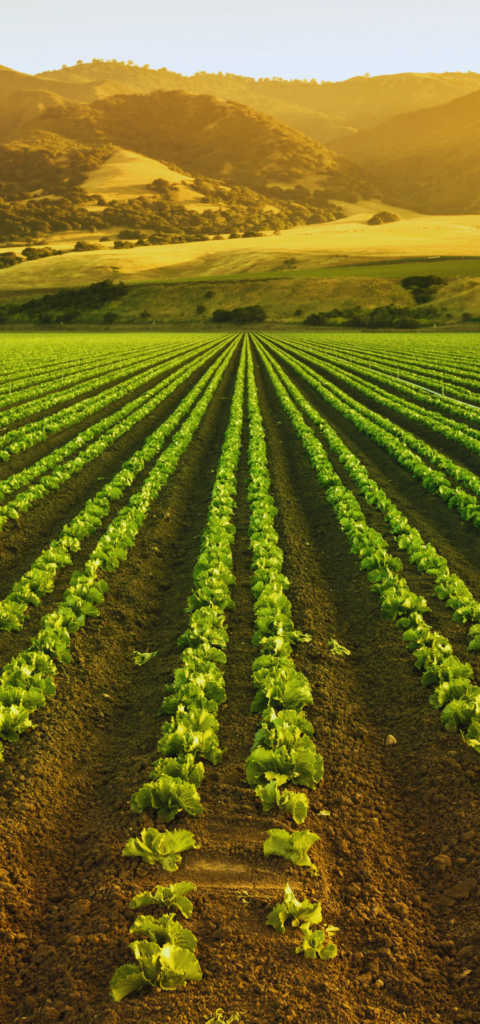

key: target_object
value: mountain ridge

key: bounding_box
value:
[34,63,480,142]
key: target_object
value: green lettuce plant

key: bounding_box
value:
[263,829,320,872]
[130,777,203,821]
[129,913,197,950]
[329,639,351,657]
[129,881,196,918]
[122,828,200,871]
[255,780,309,824]
[267,883,338,960]
[133,650,158,665]
[109,940,202,1001]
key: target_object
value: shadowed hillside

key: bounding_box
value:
[333,89,480,214]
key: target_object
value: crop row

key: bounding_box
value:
[315,339,480,404]
[260,342,480,648]
[0,337,225,530]
[0,333,183,385]
[0,346,169,433]
[0,342,165,417]
[295,339,480,423]
[0,336,218,462]
[279,334,480,453]
[254,339,480,755]
[0,342,236,759]
[108,341,335,1001]
[245,346,323,835]
[316,336,480,392]
[262,336,480,530]
[107,342,248,1000]
[282,341,480,499]
[0,341,229,632]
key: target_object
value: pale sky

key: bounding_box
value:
[2,0,479,81]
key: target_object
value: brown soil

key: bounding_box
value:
[0,335,479,1024]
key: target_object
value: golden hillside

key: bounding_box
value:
[333,89,480,214]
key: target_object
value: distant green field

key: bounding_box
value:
[183,257,480,284]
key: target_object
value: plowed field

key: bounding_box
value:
[1,331,480,1024]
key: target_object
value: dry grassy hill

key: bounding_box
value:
[35,62,480,143]
[333,89,480,214]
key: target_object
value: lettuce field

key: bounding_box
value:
[1,329,480,1024]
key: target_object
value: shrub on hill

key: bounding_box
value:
[0,251,24,269]
[367,210,400,225]
[0,141,113,195]
[304,303,440,329]
[22,246,61,260]
[0,171,343,243]
[74,239,100,251]
[212,305,266,324]
[0,278,127,323]
[401,274,445,304]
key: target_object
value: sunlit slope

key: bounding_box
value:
[334,89,480,214]
[1,211,480,291]
[82,149,195,201]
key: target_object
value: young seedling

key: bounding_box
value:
[133,650,157,665]
[329,638,351,658]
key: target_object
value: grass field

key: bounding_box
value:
[2,208,480,293]
[1,330,480,1024]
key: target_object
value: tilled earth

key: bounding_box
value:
[1,337,480,1024]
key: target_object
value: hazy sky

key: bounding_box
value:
[3,0,479,81]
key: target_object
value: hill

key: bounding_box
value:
[3,88,380,202]
[333,88,480,214]
[35,62,480,143]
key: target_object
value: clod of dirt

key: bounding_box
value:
[443,878,477,899]
[433,854,452,873]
